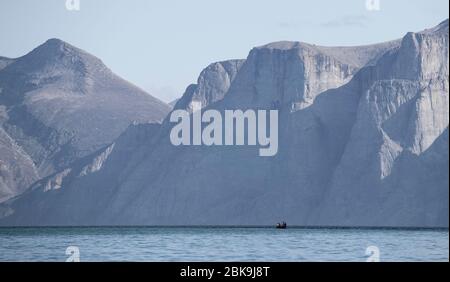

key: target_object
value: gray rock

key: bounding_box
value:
[0,127,39,202]
[173,59,245,111]
[0,39,170,202]
[1,20,448,227]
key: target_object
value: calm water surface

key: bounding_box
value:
[0,227,448,261]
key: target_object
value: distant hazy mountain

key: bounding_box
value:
[0,57,14,71]
[0,39,170,202]
[1,20,448,227]
[168,99,179,108]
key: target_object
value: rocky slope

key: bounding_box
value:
[0,39,170,202]
[0,20,448,227]
[0,126,39,202]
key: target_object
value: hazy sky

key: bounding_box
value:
[0,0,448,102]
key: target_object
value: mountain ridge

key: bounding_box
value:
[0,20,448,227]
[0,38,171,202]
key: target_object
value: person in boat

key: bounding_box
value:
[276,221,287,228]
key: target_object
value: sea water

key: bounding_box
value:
[0,227,448,262]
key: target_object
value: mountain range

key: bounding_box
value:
[0,20,448,227]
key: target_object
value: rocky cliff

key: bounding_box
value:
[0,20,448,227]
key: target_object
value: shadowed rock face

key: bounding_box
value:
[0,39,171,202]
[1,20,448,227]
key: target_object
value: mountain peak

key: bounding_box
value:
[9,38,107,78]
[43,38,68,46]
[32,38,85,57]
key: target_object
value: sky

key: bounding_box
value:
[0,0,448,103]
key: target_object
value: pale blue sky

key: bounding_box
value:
[0,0,448,102]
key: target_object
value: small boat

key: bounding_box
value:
[276,222,287,229]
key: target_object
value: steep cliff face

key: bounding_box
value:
[0,21,448,227]
[314,19,449,227]
[0,39,171,202]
